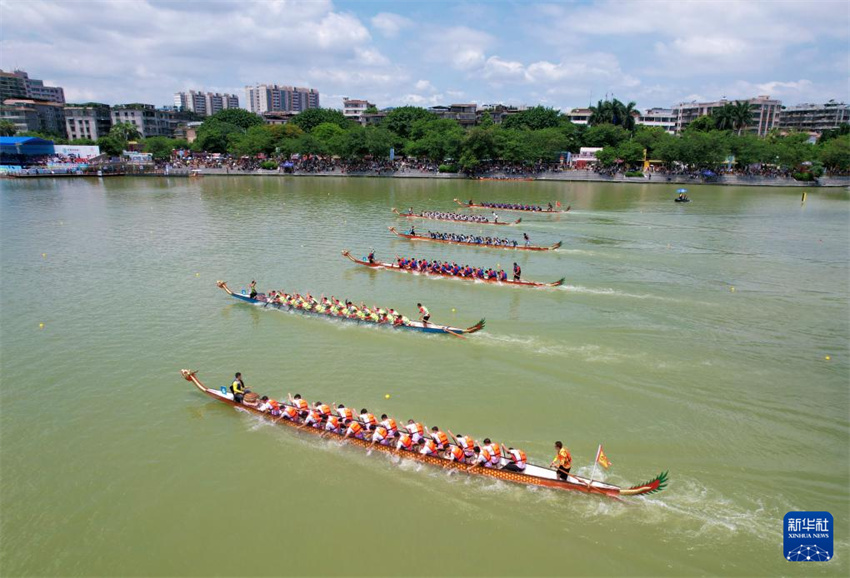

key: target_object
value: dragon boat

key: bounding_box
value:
[455,198,570,214]
[392,208,521,226]
[389,227,561,252]
[342,251,565,288]
[216,281,485,337]
[180,369,668,499]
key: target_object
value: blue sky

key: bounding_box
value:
[1,0,847,111]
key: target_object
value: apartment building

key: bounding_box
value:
[245,84,319,114]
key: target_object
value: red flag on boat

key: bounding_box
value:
[596,445,612,469]
[556,201,562,207]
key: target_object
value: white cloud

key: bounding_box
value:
[420,26,494,71]
[414,80,436,92]
[371,12,413,38]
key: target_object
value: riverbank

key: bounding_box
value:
[5,166,849,187]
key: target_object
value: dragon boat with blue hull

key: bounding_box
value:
[180,369,668,499]
[216,281,485,337]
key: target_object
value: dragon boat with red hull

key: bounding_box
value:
[180,369,668,498]
[455,198,570,214]
[216,281,484,337]
[389,226,561,252]
[392,208,521,226]
[342,251,565,288]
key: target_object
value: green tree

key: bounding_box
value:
[594,146,619,167]
[0,119,16,136]
[582,124,630,148]
[383,106,436,140]
[109,121,142,143]
[407,118,464,161]
[501,106,562,131]
[363,105,378,114]
[729,134,768,167]
[291,108,349,133]
[732,100,753,135]
[612,99,640,131]
[817,135,850,171]
[819,123,850,143]
[588,99,614,125]
[771,132,812,168]
[632,126,674,157]
[68,138,96,146]
[143,137,190,160]
[478,111,494,127]
[208,108,264,129]
[96,135,124,156]
[685,115,718,133]
[617,140,646,168]
[712,103,736,131]
[228,125,275,156]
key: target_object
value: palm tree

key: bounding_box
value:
[612,99,640,131]
[588,99,614,126]
[712,103,736,131]
[732,100,753,135]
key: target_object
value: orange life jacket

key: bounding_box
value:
[383,418,398,432]
[373,426,388,440]
[422,439,437,454]
[361,413,377,427]
[294,398,308,410]
[338,407,353,420]
[511,449,527,465]
[317,404,331,415]
[408,422,424,435]
[398,434,413,450]
[327,415,340,429]
[450,446,464,461]
[269,400,280,411]
[461,437,475,450]
[283,406,298,418]
[432,430,449,447]
[348,422,363,436]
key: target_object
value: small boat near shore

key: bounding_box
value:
[392,208,521,226]
[216,281,485,337]
[342,251,565,288]
[455,198,570,214]
[180,369,668,498]
[389,226,561,252]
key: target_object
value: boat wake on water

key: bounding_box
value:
[472,333,648,364]
[560,284,695,303]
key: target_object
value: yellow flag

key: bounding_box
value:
[596,445,612,469]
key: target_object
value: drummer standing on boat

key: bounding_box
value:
[230,372,248,403]
[513,262,521,281]
[551,441,572,480]
[248,280,258,299]
[417,303,430,325]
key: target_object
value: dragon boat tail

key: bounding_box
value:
[216,281,485,337]
[180,369,668,499]
[342,251,565,288]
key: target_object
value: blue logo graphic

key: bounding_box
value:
[784,511,833,562]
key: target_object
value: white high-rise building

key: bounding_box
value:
[245,84,319,114]
[173,91,239,116]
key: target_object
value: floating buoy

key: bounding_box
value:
[39,323,44,329]
[196,273,200,277]
[42,253,46,258]
[385,394,391,399]
[730,287,735,292]
[451,308,456,312]
[825,356,831,361]
[802,191,807,203]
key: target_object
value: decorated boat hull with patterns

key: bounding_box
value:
[454,198,570,214]
[389,226,561,252]
[180,370,668,498]
[216,281,485,336]
[342,251,565,288]
[392,208,521,226]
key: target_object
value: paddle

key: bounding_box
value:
[442,327,467,339]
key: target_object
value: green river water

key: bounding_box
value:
[1,176,848,577]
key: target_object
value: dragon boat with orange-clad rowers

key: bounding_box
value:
[389,226,562,252]
[392,207,521,226]
[455,198,570,213]
[180,369,668,499]
[341,250,565,288]
[216,281,484,337]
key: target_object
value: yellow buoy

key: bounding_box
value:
[39,323,44,329]
[451,308,456,312]
[730,287,735,292]
[825,356,831,361]
[385,394,391,399]
[42,253,46,258]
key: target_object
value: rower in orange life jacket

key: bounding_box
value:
[406,419,425,443]
[419,438,438,456]
[396,432,414,451]
[503,447,527,472]
[430,426,449,450]
[315,401,331,417]
[344,419,364,439]
[451,431,476,459]
[447,444,466,463]
[336,404,354,422]
[360,409,378,430]
[268,399,281,417]
[303,407,324,428]
[380,414,398,437]
[291,393,309,417]
[551,441,572,480]
[482,438,501,467]
[470,445,494,469]
[370,425,389,446]
[325,414,341,433]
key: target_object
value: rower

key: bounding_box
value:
[450,431,476,459]
[291,394,309,417]
[360,409,378,430]
[315,401,331,417]
[396,432,414,451]
[523,233,530,247]
[268,398,281,417]
[482,438,501,467]
[325,414,341,433]
[257,396,271,412]
[550,441,572,480]
[446,444,466,464]
[502,447,527,472]
[344,419,365,439]
[417,303,430,325]
[430,426,449,450]
[513,262,521,281]
[406,419,425,443]
[281,404,299,422]
[336,403,354,422]
[380,414,398,437]
[492,211,500,223]
[229,372,249,403]
[303,407,323,428]
[548,202,553,211]
[368,249,375,264]
[469,445,494,469]
[248,280,258,299]
[419,437,438,456]
[370,424,390,446]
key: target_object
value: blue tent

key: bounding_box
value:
[0,136,55,157]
